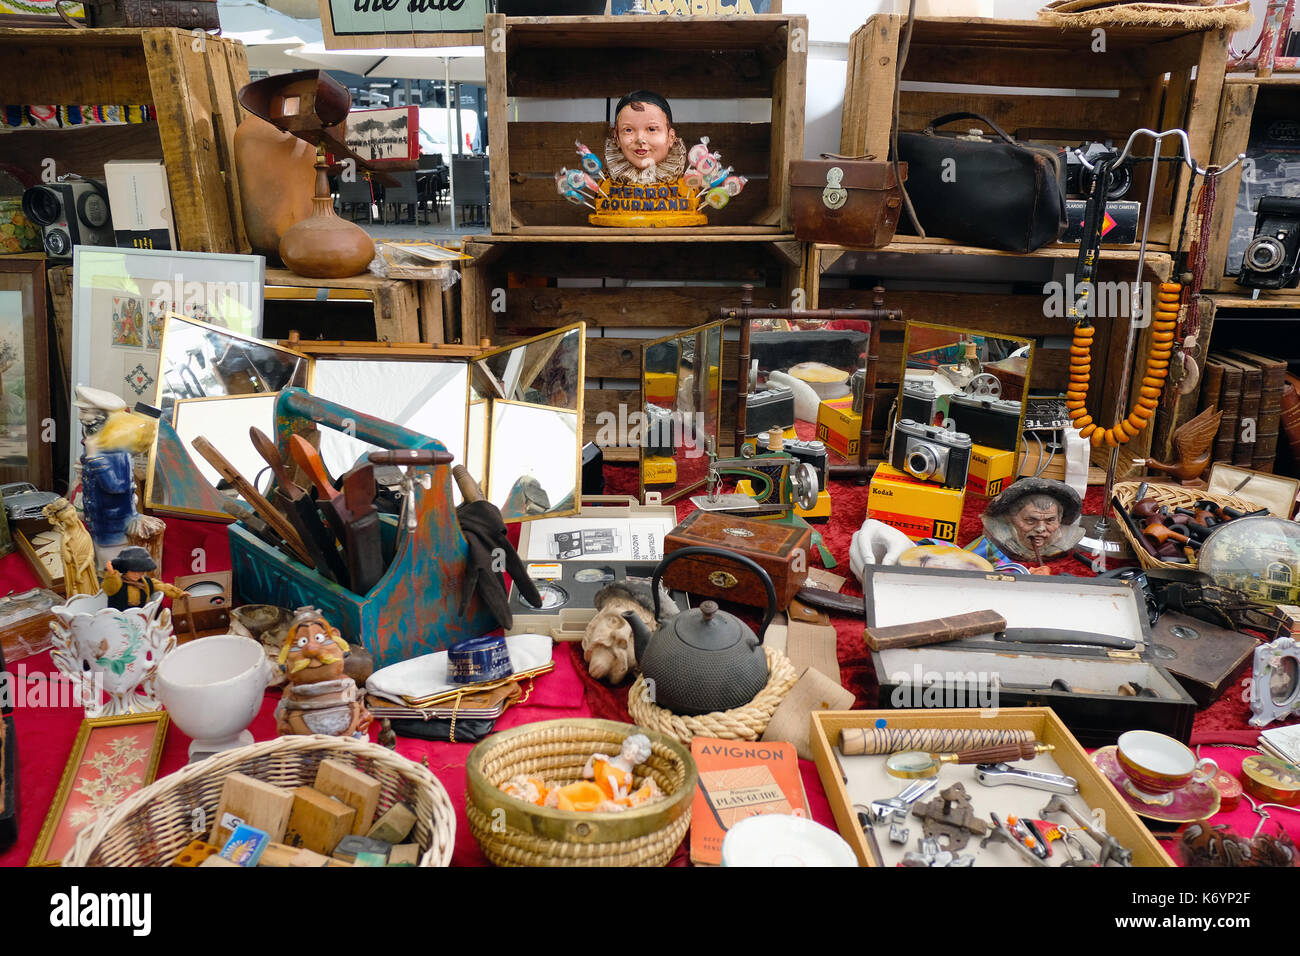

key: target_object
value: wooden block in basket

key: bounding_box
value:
[1112,481,1265,571]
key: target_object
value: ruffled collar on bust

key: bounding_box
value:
[604,135,687,185]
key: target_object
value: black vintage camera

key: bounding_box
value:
[900,380,940,427]
[784,438,829,488]
[890,419,972,489]
[744,384,795,437]
[1063,143,1132,201]
[1238,196,1300,290]
[948,393,1022,450]
[21,179,114,259]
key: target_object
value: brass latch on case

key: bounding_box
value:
[822,167,847,210]
[1106,649,1143,661]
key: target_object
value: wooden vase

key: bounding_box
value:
[279,160,375,279]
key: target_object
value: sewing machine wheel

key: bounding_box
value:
[792,462,820,511]
[966,373,1002,398]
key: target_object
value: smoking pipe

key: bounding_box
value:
[1141,519,1201,550]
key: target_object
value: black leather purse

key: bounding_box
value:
[894,112,1067,253]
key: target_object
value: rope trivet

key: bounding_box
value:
[627,647,798,745]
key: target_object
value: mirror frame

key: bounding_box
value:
[894,320,1034,464]
[472,322,586,523]
[638,319,726,506]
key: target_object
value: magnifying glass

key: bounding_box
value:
[885,742,1054,779]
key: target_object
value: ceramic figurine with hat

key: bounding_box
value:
[101,546,186,612]
[970,478,1084,570]
[275,606,372,738]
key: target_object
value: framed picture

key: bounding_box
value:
[346,107,419,165]
[70,247,265,481]
[28,711,168,867]
[0,257,52,491]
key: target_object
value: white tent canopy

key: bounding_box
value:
[283,42,487,84]
[217,0,324,72]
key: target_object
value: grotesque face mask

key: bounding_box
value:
[1011,502,1062,557]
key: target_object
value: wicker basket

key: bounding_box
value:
[64,734,456,867]
[627,646,798,746]
[1112,481,1265,571]
[465,719,696,867]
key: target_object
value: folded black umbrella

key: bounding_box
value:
[456,499,544,629]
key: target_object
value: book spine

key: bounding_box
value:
[1235,368,1263,467]
[1212,360,1243,463]
[1282,380,1300,466]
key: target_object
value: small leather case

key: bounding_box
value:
[789,154,907,248]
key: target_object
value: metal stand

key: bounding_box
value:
[1069,129,1243,569]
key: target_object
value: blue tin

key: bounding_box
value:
[448,634,513,684]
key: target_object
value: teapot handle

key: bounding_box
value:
[650,546,779,644]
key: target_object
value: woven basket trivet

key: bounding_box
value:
[467,803,691,867]
[1038,0,1252,30]
[627,647,799,746]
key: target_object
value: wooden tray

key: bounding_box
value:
[810,708,1174,868]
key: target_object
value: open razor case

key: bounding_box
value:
[864,566,1197,745]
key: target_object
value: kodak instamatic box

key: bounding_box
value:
[967,443,1016,497]
[868,463,965,542]
[815,396,862,459]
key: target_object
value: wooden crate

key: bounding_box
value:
[806,242,1174,472]
[485,13,806,235]
[841,16,1230,256]
[264,269,457,344]
[462,232,802,457]
[810,708,1174,868]
[0,28,250,254]
[1204,75,1300,296]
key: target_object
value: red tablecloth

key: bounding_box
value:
[1,466,1294,867]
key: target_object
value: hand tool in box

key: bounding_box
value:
[974,763,1079,795]
[341,464,385,596]
[288,434,351,552]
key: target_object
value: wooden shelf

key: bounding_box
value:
[814,239,1174,281]
[465,231,796,243]
[1209,293,1300,309]
[265,268,444,344]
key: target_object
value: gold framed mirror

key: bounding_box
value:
[638,319,725,504]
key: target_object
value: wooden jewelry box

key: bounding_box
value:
[662,510,811,610]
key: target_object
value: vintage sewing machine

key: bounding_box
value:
[689,438,820,519]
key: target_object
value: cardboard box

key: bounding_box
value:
[867,463,964,542]
[1062,199,1140,245]
[810,708,1174,867]
[104,160,176,250]
[815,396,861,459]
[966,443,1015,497]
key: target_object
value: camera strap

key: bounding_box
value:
[1069,155,1114,325]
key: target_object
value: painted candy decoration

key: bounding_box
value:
[575,141,603,177]
[49,590,176,717]
[687,136,712,167]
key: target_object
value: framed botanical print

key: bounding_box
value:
[28,711,168,866]
[69,247,265,480]
[0,257,52,491]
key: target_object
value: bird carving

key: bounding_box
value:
[1136,406,1223,484]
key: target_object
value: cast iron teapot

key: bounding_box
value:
[623,547,777,716]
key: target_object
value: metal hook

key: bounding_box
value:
[1070,128,1245,177]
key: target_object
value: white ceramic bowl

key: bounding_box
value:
[157,635,271,762]
[721,814,858,867]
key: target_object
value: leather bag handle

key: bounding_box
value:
[925,112,1021,149]
[820,152,877,162]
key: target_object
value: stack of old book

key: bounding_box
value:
[1200,350,1288,473]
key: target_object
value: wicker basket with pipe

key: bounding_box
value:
[1112,481,1265,572]
[465,719,696,867]
[65,734,457,866]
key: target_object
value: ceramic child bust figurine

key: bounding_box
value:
[274,607,372,738]
[604,90,684,186]
[101,547,186,612]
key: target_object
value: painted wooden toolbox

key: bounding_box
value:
[229,388,497,668]
[811,708,1174,867]
[863,566,1196,746]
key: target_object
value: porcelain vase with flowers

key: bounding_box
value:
[49,590,176,716]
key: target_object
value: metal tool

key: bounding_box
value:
[887,742,1055,779]
[867,777,938,826]
[1039,794,1132,866]
[993,628,1136,650]
[975,763,1080,795]
[341,463,384,596]
[982,812,1049,867]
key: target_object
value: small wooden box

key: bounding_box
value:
[810,708,1174,868]
[663,511,811,610]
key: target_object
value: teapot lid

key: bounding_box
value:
[677,600,746,651]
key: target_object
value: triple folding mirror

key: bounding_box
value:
[146,317,586,523]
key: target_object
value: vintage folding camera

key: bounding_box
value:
[1238,196,1300,290]
[744,384,795,436]
[890,419,972,488]
[1063,142,1132,200]
[900,380,940,427]
[21,179,114,259]
[784,438,829,488]
[948,393,1022,450]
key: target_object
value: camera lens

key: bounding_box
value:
[1245,237,1285,272]
[1105,164,1132,200]
[43,229,70,257]
[905,446,938,480]
[22,186,62,226]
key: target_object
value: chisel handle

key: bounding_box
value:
[369,448,454,467]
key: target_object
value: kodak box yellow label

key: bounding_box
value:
[967,443,1016,497]
[868,462,965,542]
[815,396,862,459]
